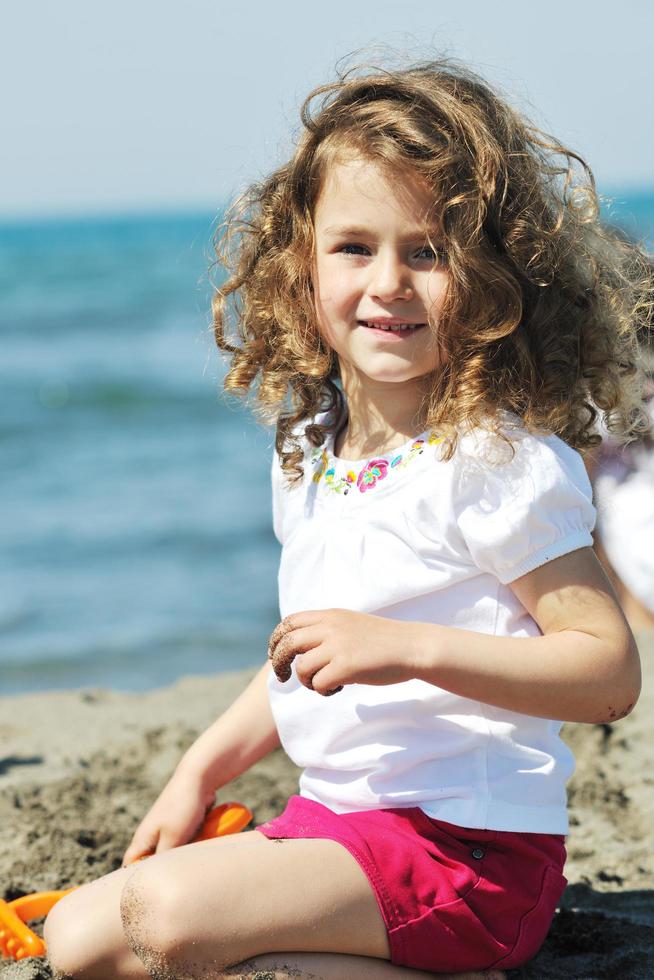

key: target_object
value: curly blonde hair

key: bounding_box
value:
[212,56,653,484]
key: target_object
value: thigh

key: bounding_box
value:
[44,829,275,974]
[120,829,391,969]
[48,827,270,917]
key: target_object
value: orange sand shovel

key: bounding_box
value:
[0,801,252,961]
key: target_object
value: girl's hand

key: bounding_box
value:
[121,767,216,866]
[267,608,420,695]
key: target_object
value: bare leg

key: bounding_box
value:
[47,833,279,979]
[46,863,149,979]
[45,830,504,980]
[50,950,503,980]
[220,953,506,979]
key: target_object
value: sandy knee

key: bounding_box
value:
[120,861,194,976]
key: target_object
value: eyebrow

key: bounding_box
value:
[322,225,441,241]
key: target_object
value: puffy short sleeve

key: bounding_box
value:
[455,429,596,584]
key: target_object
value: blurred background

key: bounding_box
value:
[2,1,653,694]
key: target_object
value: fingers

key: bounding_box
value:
[268,611,344,696]
[297,656,343,696]
[323,683,344,696]
[267,626,342,697]
[123,824,188,866]
[267,617,297,681]
[267,616,295,661]
[267,611,326,662]
[122,829,158,866]
[268,615,321,681]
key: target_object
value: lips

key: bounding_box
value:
[358,320,427,332]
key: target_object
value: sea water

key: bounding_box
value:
[1,195,652,694]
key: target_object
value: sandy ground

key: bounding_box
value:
[1,634,653,979]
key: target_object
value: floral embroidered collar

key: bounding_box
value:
[310,431,443,495]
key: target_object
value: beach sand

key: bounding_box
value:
[1,634,653,979]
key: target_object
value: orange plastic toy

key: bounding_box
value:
[0,802,252,961]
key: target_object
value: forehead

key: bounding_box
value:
[314,156,437,234]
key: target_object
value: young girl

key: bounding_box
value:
[45,57,650,980]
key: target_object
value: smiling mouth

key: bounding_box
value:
[358,320,428,333]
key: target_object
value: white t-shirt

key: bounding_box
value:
[267,414,596,833]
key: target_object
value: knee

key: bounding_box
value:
[120,861,195,972]
[44,891,95,978]
[44,878,132,980]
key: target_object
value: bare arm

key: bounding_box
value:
[123,661,280,861]
[268,549,641,726]
[177,660,281,793]
[412,547,641,723]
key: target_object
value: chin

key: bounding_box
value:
[362,359,439,382]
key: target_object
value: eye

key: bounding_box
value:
[414,244,447,264]
[339,243,370,256]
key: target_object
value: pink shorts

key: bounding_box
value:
[257,795,566,973]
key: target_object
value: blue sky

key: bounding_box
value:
[2,0,652,217]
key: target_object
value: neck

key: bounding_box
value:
[335,367,432,458]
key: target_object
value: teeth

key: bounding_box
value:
[363,321,423,331]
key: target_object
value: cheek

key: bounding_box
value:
[312,290,340,350]
[315,278,354,327]
[425,271,449,314]
[318,272,347,303]
[315,315,344,356]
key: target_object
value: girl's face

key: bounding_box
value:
[312,155,448,389]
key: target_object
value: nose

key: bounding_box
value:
[368,251,413,302]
